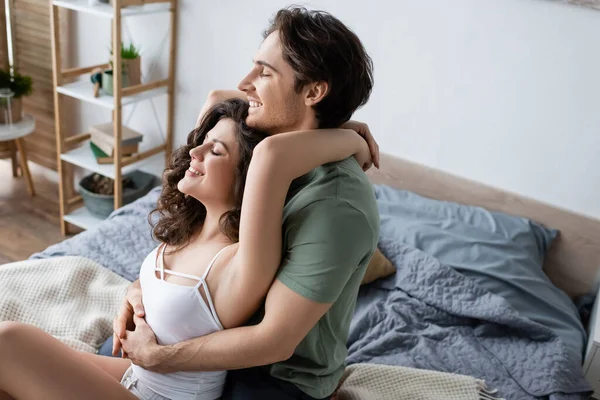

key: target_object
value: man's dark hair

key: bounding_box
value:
[264,6,374,129]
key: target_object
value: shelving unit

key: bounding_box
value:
[50,0,177,235]
[56,80,168,109]
[53,0,171,18]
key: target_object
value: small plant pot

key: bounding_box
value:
[102,70,129,96]
[0,96,22,124]
[123,57,141,87]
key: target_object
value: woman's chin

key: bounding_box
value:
[177,180,195,197]
[176,180,186,194]
[177,182,203,201]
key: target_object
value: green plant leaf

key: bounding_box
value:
[109,41,141,61]
[0,68,33,98]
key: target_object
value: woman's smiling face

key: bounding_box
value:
[177,118,240,209]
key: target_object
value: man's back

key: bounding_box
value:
[269,156,379,398]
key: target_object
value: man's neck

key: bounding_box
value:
[269,118,319,135]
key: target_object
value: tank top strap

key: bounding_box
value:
[201,244,233,281]
[155,243,167,281]
[157,244,206,282]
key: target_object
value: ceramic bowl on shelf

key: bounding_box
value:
[78,170,156,219]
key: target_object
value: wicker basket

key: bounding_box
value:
[78,170,156,219]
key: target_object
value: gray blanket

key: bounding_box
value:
[31,187,162,281]
[350,238,591,399]
[31,188,592,399]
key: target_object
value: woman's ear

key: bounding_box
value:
[304,81,329,107]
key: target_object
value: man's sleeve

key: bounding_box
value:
[277,198,374,304]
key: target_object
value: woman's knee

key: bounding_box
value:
[0,321,30,346]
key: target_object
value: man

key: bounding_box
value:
[112,7,379,399]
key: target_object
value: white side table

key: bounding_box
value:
[0,114,36,196]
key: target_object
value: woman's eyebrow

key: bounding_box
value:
[210,138,229,152]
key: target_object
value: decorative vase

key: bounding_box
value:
[123,57,141,87]
[102,70,129,96]
[0,89,22,124]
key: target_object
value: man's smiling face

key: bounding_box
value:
[237,32,312,135]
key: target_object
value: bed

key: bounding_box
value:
[28,153,600,400]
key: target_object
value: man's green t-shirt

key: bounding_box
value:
[268,156,380,399]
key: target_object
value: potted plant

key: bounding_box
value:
[120,42,142,87]
[103,42,141,95]
[0,69,33,124]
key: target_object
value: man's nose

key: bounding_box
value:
[237,71,254,93]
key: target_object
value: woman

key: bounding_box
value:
[0,99,371,400]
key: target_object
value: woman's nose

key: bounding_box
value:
[189,145,204,160]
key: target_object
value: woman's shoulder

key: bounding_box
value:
[138,244,163,277]
[143,244,162,262]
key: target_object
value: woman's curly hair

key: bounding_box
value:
[149,99,267,251]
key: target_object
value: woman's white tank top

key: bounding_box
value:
[130,243,230,400]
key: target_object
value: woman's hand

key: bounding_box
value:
[113,280,145,357]
[353,135,372,172]
[340,120,380,169]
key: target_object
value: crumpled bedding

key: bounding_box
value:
[0,256,129,353]
[31,187,592,399]
[348,238,591,399]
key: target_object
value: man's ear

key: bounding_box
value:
[304,81,329,106]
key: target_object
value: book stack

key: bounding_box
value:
[89,123,143,164]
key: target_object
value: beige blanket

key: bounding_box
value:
[337,363,504,400]
[0,256,130,353]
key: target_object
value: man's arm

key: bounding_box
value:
[138,280,330,373]
[122,200,373,373]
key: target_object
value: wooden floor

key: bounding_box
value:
[0,159,67,264]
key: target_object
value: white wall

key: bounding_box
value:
[75,0,600,219]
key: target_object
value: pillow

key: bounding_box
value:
[374,184,586,365]
[362,248,395,285]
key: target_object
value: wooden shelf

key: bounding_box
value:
[53,0,171,18]
[60,141,165,180]
[63,206,104,231]
[56,80,167,109]
[51,0,176,235]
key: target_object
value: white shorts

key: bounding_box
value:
[121,366,171,400]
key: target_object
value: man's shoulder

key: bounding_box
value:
[284,157,379,229]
